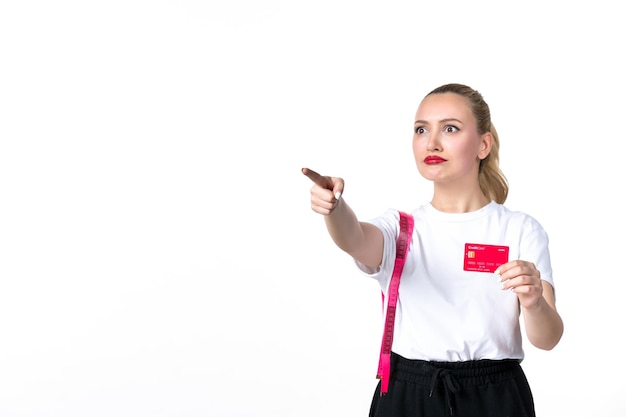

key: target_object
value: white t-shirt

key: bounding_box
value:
[357,201,554,362]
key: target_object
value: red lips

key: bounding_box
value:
[424,155,447,165]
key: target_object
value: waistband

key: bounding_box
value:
[392,352,522,387]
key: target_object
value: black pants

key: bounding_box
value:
[369,352,535,417]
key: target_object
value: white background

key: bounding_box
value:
[1,1,624,416]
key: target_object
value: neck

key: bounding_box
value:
[430,183,490,213]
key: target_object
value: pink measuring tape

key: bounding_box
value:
[376,211,414,396]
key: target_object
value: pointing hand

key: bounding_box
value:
[302,167,344,215]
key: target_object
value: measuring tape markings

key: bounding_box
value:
[376,211,414,396]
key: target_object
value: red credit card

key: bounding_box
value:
[463,243,509,273]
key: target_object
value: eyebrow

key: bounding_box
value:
[414,118,464,125]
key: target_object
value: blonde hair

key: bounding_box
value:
[426,83,509,204]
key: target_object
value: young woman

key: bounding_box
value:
[302,83,563,417]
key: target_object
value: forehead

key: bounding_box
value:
[415,92,473,122]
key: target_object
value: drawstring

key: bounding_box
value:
[429,368,461,415]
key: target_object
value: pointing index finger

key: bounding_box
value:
[301,167,333,190]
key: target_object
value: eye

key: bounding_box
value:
[414,126,426,134]
[444,125,459,133]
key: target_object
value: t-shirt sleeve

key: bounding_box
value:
[353,209,401,290]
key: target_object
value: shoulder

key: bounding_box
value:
[497,203,544,223]
[373,204,430,225]
[367,208,402,233]
[367,206,424,238]
[495,203,549,238]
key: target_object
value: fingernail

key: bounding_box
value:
[335,192,342,200]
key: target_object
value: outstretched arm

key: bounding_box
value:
[302,167,383,269]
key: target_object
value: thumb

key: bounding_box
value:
[331,183,343,201]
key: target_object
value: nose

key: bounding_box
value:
[426,131,442,152]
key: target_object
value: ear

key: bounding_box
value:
[478,132,493,160]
